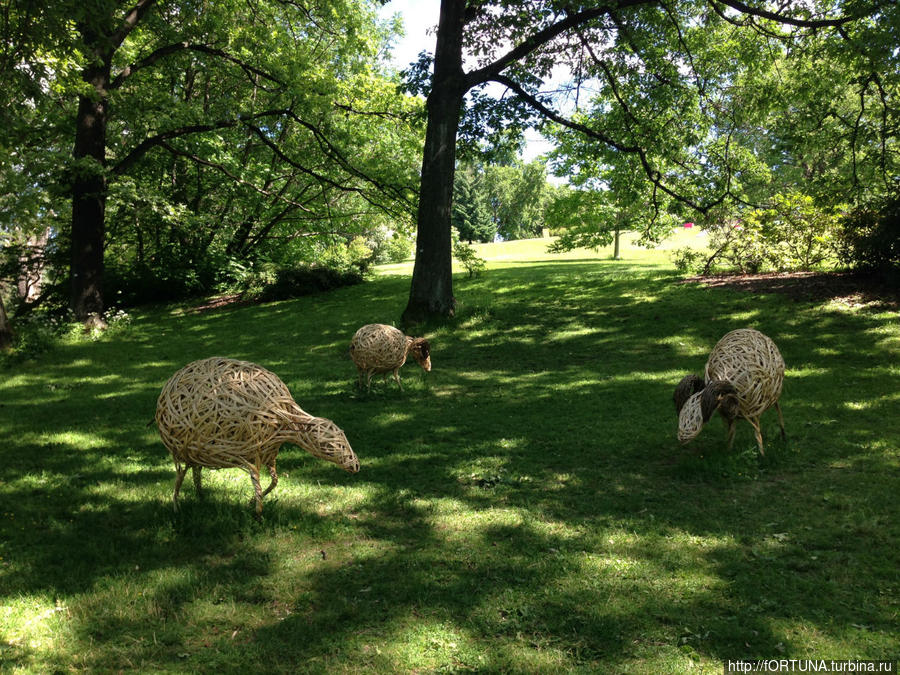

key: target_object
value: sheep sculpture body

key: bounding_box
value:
[674,328,786,454]
[156,357,359,515]
[349,323,431,390]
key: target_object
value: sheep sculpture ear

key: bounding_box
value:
[701,380,739,422]
[674,374,705,414]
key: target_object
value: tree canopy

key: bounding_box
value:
[1,0,422,320]
[399,0,894,323]
[1,1,897,331]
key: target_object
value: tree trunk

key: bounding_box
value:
[0,292,12,350]
[613,223,621,260]
[402,0,468,325]
[70,63,111,320]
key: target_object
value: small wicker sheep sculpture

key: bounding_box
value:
[349,323,431,390]
[156,357,359,516]
[674,328,786,455]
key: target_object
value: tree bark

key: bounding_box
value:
[70,65,111,320]
[0,292,12,349]
[401,0,468,325]
[69,0,157,321]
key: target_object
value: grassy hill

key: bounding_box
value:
[1,235,897,673]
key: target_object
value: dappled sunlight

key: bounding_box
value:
[2,245,898,671]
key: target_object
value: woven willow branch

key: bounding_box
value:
[677,391,706,443]
[705,328,785,422]
[156,357,359,516]
[677,328,786,454]
[349,323,431,390]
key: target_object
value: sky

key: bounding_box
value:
[377,0,440,73]
[376,0,555,163]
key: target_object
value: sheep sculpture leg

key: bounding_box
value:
[392,369,403,390]
[192,465,203,495]
[747,417,765,455]
[725,420,737,452]
[260,461,278,498]
[249,466,264,518]
[775,402,786,439]
[172,462,189,509]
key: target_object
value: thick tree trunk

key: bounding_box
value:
[0,292,12,349]
[402,0,468,325]
[70,64,110,320]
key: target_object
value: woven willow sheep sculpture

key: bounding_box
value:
[156,357,359,515]
[674,328,786,454]
[349,323,431,390]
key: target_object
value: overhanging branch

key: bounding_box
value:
[490,73,725,213]
[111,42,285,90]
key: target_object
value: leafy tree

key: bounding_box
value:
[484,161,550,241]
[547,137,678,256]
[451,164,495,242]
[399,1,865,323]
[452,160,551,243]
[2,0,420,321]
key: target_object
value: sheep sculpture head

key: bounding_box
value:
[408,337,432,373]
[675,377,740,444]
[673,328,786,454]
[156,357,359,516]
[350,323,431,390]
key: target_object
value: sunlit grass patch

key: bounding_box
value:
[1,240,897,672]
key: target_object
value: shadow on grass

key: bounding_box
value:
[1,262,897,670]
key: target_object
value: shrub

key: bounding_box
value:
[838,193,900,284]
[347,237,375,273]
[0,309,76,366]
[671,246,705,275]
[369,228,414,264]
[693,193,843,276]
[741,192,842,271]
[255,265,364,302]
[452,228,487,278]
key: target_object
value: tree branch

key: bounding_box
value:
[716,0,854,29]
[109,0,158,50]
[465,2,658,88]
[490,73,726,213]
[111,42,284,90]
[111,118,242,176]
[155,140,314,212]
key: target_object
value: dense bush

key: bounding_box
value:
[741,193,842,271]
[838,194,900,284]
[672,247,705,275]
[368,227,414,264]
[672,193,843,276]
[106,260,208,306]
[255,265,364,302]
[106,235,375,307]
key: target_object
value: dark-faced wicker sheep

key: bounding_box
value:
[674,328,786,455]
[349,323,431,390]
[155,357,359,516]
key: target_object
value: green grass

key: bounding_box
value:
[1,234,898,673]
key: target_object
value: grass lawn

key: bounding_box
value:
[1,234,897,673]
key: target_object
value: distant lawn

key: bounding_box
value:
[1,236,897,673]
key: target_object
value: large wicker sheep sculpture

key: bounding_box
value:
[674,328,786,455]
[156,357,359,516]
[349,323,431,390]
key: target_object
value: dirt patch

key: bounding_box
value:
[685,271,899,310]
[185,293,251,314]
